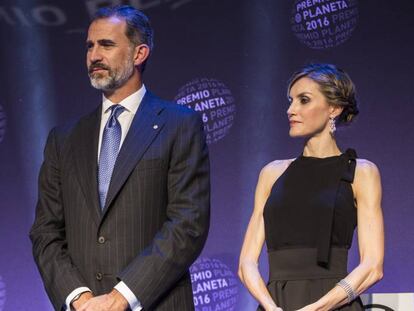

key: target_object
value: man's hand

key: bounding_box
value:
[76,289,129,311]
[72,292,94,310]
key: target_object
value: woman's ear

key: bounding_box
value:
[330,105,344,119]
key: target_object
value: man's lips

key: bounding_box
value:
[89,64,110,74]
[90,67,107,73]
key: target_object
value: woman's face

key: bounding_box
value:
[287,77,337,138]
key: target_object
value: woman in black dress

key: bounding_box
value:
[239,64,384,311]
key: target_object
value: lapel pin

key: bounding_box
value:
[153,124,159,130]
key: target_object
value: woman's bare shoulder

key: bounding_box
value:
[259,158,296,185]
[355,158,380,176]
[354,158,381,189]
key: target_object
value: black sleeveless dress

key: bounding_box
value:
[259,149,364,311]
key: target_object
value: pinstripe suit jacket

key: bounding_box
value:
[30,92,210,310]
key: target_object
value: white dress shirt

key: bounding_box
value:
[65,85,146,311]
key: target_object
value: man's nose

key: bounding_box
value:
[88,46,103,63]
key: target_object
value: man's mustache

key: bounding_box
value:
[89,63,111,73]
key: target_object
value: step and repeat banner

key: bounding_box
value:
[0,0,413,310]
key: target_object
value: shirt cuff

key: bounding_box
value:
[65,287,91,310]
[115,281,142,311]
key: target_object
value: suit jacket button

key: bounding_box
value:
[96,272,103,281]
[98,236,106,244]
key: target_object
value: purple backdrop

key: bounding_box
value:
[0,0,413,310]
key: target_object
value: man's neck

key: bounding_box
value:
[104,73,143,103]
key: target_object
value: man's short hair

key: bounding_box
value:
[92,5,154,71]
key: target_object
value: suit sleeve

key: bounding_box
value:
[29,128,88,310]
[118,111,210,309]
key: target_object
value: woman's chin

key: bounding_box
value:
[289,130,304,138]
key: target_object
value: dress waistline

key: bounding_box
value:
[267,247,348,282]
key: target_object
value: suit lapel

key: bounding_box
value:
[102,92,166,215]
[72,106,102,225]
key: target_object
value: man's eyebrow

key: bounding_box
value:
[97,39,116,46]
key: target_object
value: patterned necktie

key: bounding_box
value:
[98,104,125,210]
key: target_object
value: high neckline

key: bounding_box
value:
[299,153,343,160]
[298,148,357,162]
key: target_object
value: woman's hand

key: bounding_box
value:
[295,302,320,311]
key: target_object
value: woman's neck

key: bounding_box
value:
[302,135,341,158]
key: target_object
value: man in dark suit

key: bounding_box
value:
[30,5,210,311]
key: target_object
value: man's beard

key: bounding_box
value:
[88,56,135,92]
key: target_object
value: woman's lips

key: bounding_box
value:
[289,120,301,126]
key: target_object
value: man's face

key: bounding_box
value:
[86,17,136,91]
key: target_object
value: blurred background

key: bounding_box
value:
[0,0,413,309]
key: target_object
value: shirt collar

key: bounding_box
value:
[102,84,146,115]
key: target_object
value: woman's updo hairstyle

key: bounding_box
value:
[288,63,359,126]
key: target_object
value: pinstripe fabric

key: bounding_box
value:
[30,92,210,310]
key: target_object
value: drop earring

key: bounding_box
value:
[329,116,336,134]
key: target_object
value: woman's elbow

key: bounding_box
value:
[238,264,245,284]
[367,263,384,284]
[361,255,384,284]
[373,267,384,282]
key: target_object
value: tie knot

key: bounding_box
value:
[106,105,125,128]
[109,104,125,119]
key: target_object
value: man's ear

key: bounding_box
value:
[133,44,150,67]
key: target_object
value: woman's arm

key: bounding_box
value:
[239,161,289,311]
[298,159,384,311]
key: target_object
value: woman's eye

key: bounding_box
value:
[300,97,310,104]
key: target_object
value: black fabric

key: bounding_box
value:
[257,248,363,311]
[261,149,361,310]
[263,149,358,262]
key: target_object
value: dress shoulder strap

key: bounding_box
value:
[317,148,357,266]
[341,148,357,183]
